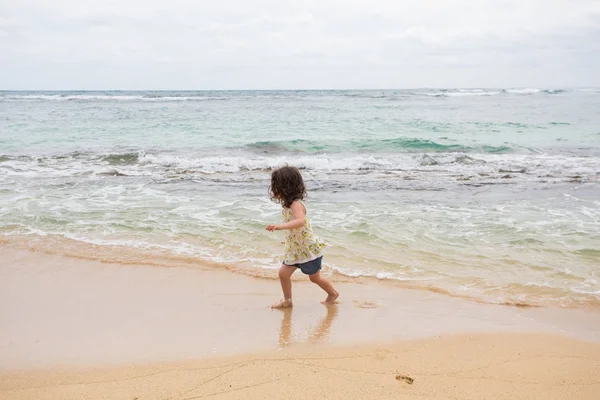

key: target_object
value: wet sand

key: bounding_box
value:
[1,246,600,399]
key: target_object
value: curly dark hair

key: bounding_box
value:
[269,166,306,208]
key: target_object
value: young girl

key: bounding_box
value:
[266,166,339,308]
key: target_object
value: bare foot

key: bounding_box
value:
[271,299,293,309]
[321,291,339,305]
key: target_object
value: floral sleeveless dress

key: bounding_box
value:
[282,200,327,265]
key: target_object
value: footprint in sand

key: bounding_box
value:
[353,301,378,309]
[395,374,414,384]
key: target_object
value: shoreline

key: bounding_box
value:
[2,235,599,310]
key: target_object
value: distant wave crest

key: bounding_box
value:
[0,88,589,102]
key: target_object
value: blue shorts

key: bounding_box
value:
[284,256,323,275]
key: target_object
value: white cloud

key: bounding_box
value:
[0,0,599,89]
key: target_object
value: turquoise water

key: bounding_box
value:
[1,89,599,306]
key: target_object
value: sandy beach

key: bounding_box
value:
[1,245,600,399]
[2,334,600,400]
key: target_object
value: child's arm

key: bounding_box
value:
[266,201,306,231]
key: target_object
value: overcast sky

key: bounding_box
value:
[1,0,599,90]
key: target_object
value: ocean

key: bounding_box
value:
[1,89,598,307]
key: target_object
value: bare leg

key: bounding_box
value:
[272,265,297,308]
[309,271,339,305]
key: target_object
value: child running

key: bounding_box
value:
[266,166,339,308]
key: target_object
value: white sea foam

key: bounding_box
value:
[504,88,541,95]
[423,91,501,97]
[0,94,231,102]
[2,88,582,102]
[3,151,599,187]
[139,153,400,173]
[1,94,143,101]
